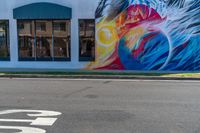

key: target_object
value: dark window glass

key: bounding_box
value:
[53,20,70,60]
[17,20,71,61]
[0,20,10,60]
[18,23,24,30]
[79,19,95,61]
[18,20,35,60]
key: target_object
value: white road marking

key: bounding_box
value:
[0,126,46,133]
[0,109,62,117]
[31,118,58,126]
[0,117,57,126]
[0,109,62,132]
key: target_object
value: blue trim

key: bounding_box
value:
[13,2,72,19]
[79,57,95,62]
[36,58,53,61]
[19,57,35,61]
[54,58,71,61]
[0,57,10,61]
[19,57,70,62]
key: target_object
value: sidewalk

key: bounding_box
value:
[0,70,200,80]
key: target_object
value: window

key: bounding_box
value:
[36,22,46,31]
[18,20,35,60]
[53,20,70,60]
[53,22,66,31]
[36,20,52,60]
[18,20,71,61]
[0,20,10,60]
[79,19,95,61]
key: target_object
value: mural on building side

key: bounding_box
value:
[87,0,200,71]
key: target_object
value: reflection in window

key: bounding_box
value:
[0,20,10,60]
[53,20,70,60]
[18,20,35,60]
[36,22,46,31]
[17,20,71,61]
[79,19,95,61]
[36,20,52,60]
[54,22,66,31]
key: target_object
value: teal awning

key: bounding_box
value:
[13,2,72,19]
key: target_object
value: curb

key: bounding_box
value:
[1,74,200,80]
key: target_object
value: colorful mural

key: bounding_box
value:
[87,0,200,71]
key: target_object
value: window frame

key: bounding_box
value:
[0,20,10,61]
[17,19,71,62]
[78,19,95,62]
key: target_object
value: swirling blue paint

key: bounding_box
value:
[96,0,200,71]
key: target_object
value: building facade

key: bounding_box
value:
[0,0,200,71]
[0,0,98,70]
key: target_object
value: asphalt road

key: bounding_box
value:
[0,78,200,133]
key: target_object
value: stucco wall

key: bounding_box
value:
[0,0,98,70]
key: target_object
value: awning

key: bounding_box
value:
[13,2,72,19]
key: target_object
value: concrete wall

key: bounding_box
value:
[0,0,99,70]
